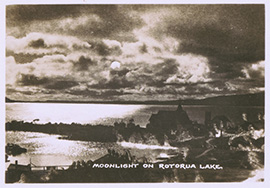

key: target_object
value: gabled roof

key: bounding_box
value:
[149,105,191,125]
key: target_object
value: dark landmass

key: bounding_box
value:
[5,120,264,183]
[6,133,264,183]
[5,92,264,106]
[5,97,15,103]
[6,100,265,145]
[6,143,27,156]
[5,103,264,183]
[6,121,118,142]
[182,92,264,106]
[6,120,173,144]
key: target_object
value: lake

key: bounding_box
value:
[5,131,179,167]
[5,103,264,127]
[5,103,264,177]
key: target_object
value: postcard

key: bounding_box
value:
[1,0,269,185]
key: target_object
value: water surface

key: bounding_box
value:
[6,103,264,127]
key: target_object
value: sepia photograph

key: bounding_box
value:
[3,1,267,184]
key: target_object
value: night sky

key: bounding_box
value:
[6,4,265,101]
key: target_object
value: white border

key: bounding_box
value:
[1,1,269,188]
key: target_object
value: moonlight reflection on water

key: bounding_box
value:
[6,131,179,166]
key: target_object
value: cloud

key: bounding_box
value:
[7,5,144,41]
[17,74,49,86]
[6,5,83,23]
[16,73,79,90]
[65,88,99,97]
[5,5,265,101]
[164,55,211,84]
[44,80,79,90]
[65,87,126,100]
[73,56,96,71]
[89,74,133,90]
[28,38,46,48]
[146,5,265,76]
[139,43,148,54]
[84,53,211,92]
[26,54,73,77]
[6,32,91,55]
[90,40,122,56]
[6,56,22,85]
[241,61,265,88]
[242,61,264,79]
[6,54,74,86]
[6,51,44,64]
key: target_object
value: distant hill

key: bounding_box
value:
[5,97,17,103]
[5,92,264,106]
[182,92,264,106]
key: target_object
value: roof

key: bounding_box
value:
[8,164,31,171]
[149,105,191,126]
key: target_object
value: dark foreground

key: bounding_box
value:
[5,104,264,183]
[6,164,258,183]
[6,135,264,183]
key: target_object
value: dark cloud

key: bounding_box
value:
[6,5,84,24]
[66,87,125,99]
[6,87,34,96]
[73,56,96,71]
[44,80,79,90]
[17,74,49,86]
[93,77,132,90]
[28,38,46,48]
[86,5,144,40]
[6,51,44,64]
[208,58,246,79]
[101,90,125,97]
[154,59,178,77]
[141,59,179,87]
[153,47,161,53]
[154,5,264,77]
[234,78,264,88]
[7,5,144,41]
[72,43,91,51]
[66,88,99,96]
[247,71,264,81]
[17,73,78,90]
[6,5,265,101]
[139,43,148,54]
[92,42,111,56]
[240,61,264,87]
[140,86,179,95]
[110,68,130,77]
[89,67,133,90]
[90,41,122,56]
[91,59,180,90]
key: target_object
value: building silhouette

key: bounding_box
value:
[147,104,192,134]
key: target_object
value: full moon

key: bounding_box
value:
[110,61,121,69]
